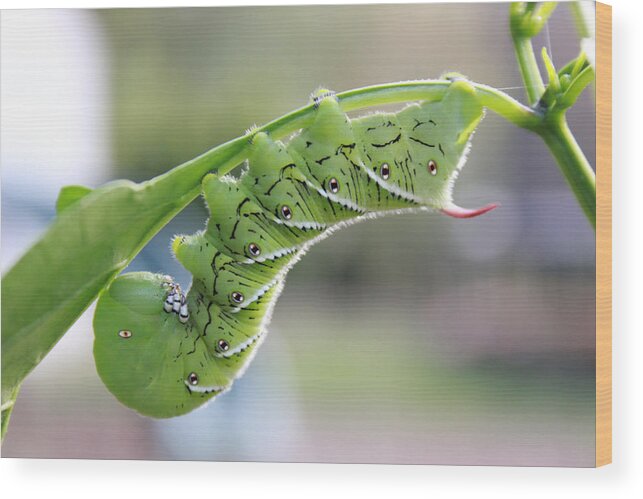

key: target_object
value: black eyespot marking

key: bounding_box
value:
[281,205,292,220]
[248,242,261,257]
[118,330,132,339]
[231,291,244,304]
[380,163,390,180]
[218,339,230,352]
[428,160,438,176]
[188,372,199,385]
[328,178,340,193]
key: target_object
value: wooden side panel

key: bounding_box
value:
[595,1,612,468]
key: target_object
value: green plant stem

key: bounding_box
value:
[1,408,10,441]
[537,115,596,227]
[509,2,595,230]
[513,36,546,105]
[1,386,18,441]
[157,80,542,184]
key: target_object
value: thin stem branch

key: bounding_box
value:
[1,388,17,441]
[510,2,558,105]
[152,79,542,190]
[509,2,595,230]
[512,36,546,105]
[538,115,596,227]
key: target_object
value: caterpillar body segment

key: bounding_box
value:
[93,82,494,417]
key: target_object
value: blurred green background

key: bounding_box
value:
[1,2,596,465]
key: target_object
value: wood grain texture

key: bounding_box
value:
[596,1,612,468]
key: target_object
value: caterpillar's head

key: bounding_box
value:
[399,80,497,218]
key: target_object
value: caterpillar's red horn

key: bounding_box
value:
[440,202,499,219]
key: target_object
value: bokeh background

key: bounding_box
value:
[1,2,596,466]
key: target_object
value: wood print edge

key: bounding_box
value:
[595,0,612,468]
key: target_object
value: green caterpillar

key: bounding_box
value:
[93,80,497,418]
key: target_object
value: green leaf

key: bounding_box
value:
[541,47,561,94]
[2,180,191,411]
[56,185,93,214]
[1,138,248,435]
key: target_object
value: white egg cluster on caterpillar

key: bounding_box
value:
[93,80,497,418]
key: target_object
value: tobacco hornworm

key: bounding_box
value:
[93,80,496,418]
